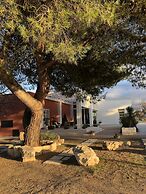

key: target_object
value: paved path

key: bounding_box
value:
[53,125,121,140]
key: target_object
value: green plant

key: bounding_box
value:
[82,124,89,129]
[64,122,70,129]
[40,132,58,141]
[120,107,138,128]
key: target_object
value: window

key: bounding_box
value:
[43,109,50,126]
[1,120,13,128]
[12,129,19,137]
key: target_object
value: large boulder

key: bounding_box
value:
[73,145,99,166]
[103,141,124,151]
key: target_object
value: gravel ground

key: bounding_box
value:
[0,140,146,194]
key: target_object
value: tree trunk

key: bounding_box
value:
[0,67,44,146]
[26,108,43,146]
[0,56,54,147]
[23,107,32,131]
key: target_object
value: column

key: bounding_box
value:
[76,100,82,129]
[89,104,93,126]
[70,103,74,122]
[40,109,44,128]
[58,101,62,125]
[96,111,98,124]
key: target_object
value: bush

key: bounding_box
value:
[64,122,70,129]
[82,124,89,129]
[120,106,138,128]
[40,132,58,141]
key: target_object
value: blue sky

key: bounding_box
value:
[97,80,146,124]
[106,80,146,102]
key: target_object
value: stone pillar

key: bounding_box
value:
[19,132,25,141]
[96,111,98,123]
[89,104,93,126]
[70,103,74,123]
[76,100,82,129]
[40,109,44,128]
[59,101,62,125]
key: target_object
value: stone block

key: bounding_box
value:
[33,146,43,153]
[21,146,36,162]
[126,141,132,146]
[57,139,64,145]
[122,127,136,135]
[41,145,51,151]
[50,142,57,151]
[19,132,25,141]
[103,141,124,151]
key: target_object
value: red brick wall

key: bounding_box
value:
[0,94,74,136]
[62,103,73,122]
[0,95,26,137]
[45,99,59,124]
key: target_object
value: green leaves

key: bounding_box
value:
[0,0,123,63]
[1,0,146,96]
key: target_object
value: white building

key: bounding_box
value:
[47,92,98,129]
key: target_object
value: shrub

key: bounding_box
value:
[40,132,58,141]
[82,124,89,129]
[120,106,138,128]
[64,122,70,129]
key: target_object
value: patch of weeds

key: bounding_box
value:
[87,159,105,175]
[40,132,58,141]
[143,158,146,165]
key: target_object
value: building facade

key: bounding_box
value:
[0,93,98,137]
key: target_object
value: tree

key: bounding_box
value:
[0,0,146,146]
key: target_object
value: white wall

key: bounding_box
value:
[97,99,131,124]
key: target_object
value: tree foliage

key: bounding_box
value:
[0,0,146,96]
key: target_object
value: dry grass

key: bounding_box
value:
[0,139,146,194]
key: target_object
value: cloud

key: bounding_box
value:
[105,80,146,101]
[106,104,130,116]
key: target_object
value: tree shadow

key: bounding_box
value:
[116,148,146,156]
[0,151,21,161]
[103,157,146,168]
[62,155,79,166]
[36,150,79,166]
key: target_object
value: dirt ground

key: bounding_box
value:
[0,140,146,194]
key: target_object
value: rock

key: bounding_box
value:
[73,145,99,166]
[33,146,43,153]
[126,141,131,146]
[103,141,124,151]
[21,146,36,162]
[50,142,57,151]
[41,140,53,145]
[57,139,65,145]
[19,132,25,141]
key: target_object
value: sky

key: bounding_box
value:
[97,80,146,124]
[106,80,146,102]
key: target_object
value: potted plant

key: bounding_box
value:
[120,106,138,135]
